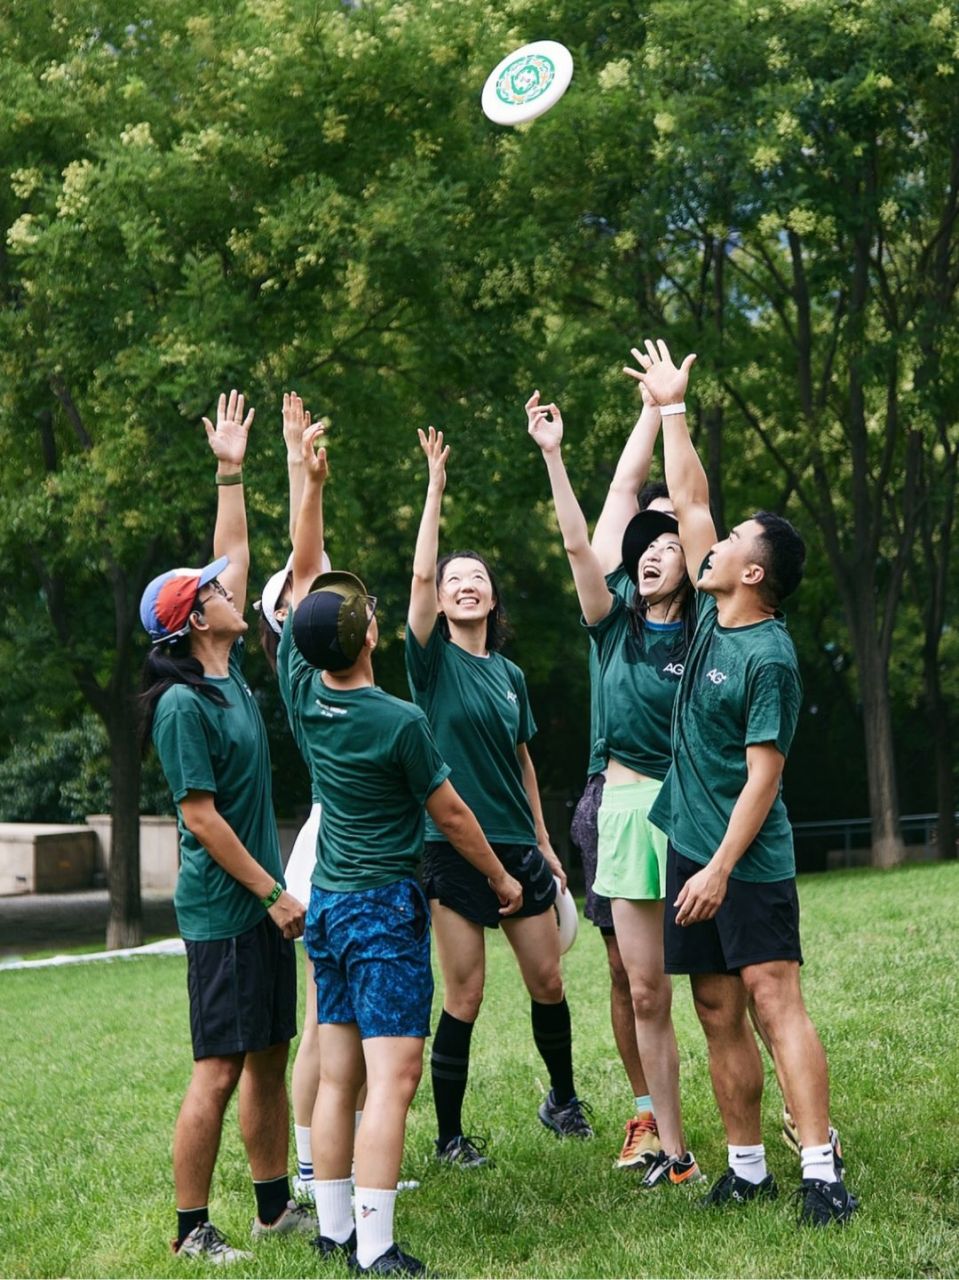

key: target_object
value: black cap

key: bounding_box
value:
[292,571,371,671]
[621,509,680,584]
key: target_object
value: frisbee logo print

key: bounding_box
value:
[496,53,555,107]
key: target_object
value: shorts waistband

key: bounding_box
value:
[600,778,663,811]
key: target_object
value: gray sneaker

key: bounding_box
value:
[174,1222,253,1264]
[251,1199,315,1237]
[538,1091,594,1139]
[435,1134,491,1168]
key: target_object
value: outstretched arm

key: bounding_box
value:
[408,427,448,646]
[591,387,663,573]
[291,424,329,607]
[203,389,253,615]
[282,391,310,544]
[526,392,613,625]
[624,339,716,576]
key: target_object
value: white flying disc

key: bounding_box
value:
[481,40,573,126]
[552,877,578,955]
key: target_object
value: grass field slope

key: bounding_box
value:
[1,862,957,1278]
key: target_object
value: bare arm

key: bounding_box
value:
[517,742,566,892]
[426,780,523,914]
[526,392,613,625]
[203,389,254,614]
[282,391,311,544]
[408,427,447,646]
[291,424,328,607]
[673,743,785,926]
[591,391,663,573]
[624,339,716,577]
[179,790,305,938]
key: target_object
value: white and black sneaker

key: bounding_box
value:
[435,1133,491,1168]
[173,1221,252,1264]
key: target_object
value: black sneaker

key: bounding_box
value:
[795,1177,859,1226]
[701,1168,778,1206]
[434,1134,491,1168]
[538,1091,594,1139]
[312,1228,356,1257]
[348,1241,434,1276]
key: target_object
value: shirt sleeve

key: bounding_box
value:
[744,662,803,756]
[394,711,451,804]
[583,592,626,658]
[404,622,442,696]
[152,689,216,802]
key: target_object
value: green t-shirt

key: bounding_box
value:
[649,591,803,882]
[586,567,634,777]
[279,616,450,891]
[405,625,537,845]
[152,643,283,942]
[586,598,684,781]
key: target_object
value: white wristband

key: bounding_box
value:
[660,402,687,417]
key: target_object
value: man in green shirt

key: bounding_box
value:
[139,390,309,1262]
[282,423,522,1278]
[628,341,858,1227]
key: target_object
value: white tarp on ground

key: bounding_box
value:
[0,936,185,971]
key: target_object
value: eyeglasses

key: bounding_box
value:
[364,595,377,622]
[196,578,229,606]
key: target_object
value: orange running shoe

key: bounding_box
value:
[616,1111,663,1169]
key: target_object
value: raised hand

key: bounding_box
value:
[301,421,329,484]
[623,339,696,406]
[417,425,449,493]
[525,390,564,453]
[282,390,312,461]
[202,389,254,466]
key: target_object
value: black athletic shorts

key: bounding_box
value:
[423,841,556,929]
[569,773,614,935]
[664,845,803,975]
[185,914,297,1060]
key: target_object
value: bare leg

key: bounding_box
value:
[355,1037,425,1188]
[611,898,683,1155]
[501,910,564,1003]
[603,931,648,1098]
[173,1054,243,1207]
[431,903,486,1021]
[690,973,764,1145]
[291,954,321,1127]
[741,961,830,1150]
[238,1041,291,1181]
[312,1023,366,1181]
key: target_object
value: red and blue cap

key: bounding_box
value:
[140,555,229,645]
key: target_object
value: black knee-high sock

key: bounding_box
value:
[531,998,575,1105]
[431,1010,475,1147]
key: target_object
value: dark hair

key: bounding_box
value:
[752,511,806,605]
[638,481,670,512]
[259,613,281,674]
[138,630,229,752]
[436,549,512,653]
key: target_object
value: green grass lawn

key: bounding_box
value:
[2,862,958,1279]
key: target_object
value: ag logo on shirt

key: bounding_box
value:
[506,689,518,704]
[705,668,728,685]
[663,662,684,678]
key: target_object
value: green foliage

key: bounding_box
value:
[1,863,958,1276]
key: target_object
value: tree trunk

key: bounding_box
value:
[844,586,906,868]
[923,649,957,862]
[106,694,143,949]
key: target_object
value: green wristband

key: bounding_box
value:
[216,471,244,486]
[261,881,282,908]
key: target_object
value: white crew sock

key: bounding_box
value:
[354,1187,397,1269]
[294,1124,314,1181]
[728,1143,767,1184]
[313,1177,353,1243]
[801,1141,837,1184]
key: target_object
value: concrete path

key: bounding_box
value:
[0,890,177,958]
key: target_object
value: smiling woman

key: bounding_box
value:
[406,424,592,1168]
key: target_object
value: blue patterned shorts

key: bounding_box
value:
[304,878,433,1040]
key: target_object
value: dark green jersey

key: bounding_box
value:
[586,568,634,777]
[586,597,684,781]
[279,617,450,891]
[152,643,283,942]
[405,625,537,845]
[649,591,803,882]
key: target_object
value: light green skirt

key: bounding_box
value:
[593,778,667,901]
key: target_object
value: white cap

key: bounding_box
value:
[259,550,331,635]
